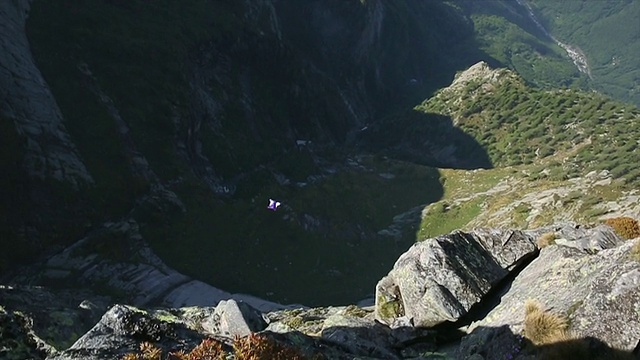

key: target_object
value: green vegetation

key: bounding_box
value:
[145,157,442,306]
[415,63,638,234]
[528,0,640,106]
[376,294,403,321]
[470,12,584,89]
[418,197,484,240]
[418,68,640,187]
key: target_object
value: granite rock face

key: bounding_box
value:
[0,285,111,359]
[46,304,205,360]
[0,0,92,187]
[469,238,640,352]
[375,229,538,327]
[205,299,268,338]
[17,219,298,313]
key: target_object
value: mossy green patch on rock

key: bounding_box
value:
[0,308,51,359]
[376,294,404,321]
[343,305,370,318]
[282,315,305,330]
[150,309,181,324]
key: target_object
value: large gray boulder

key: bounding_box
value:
[375,229,538,327]
[202,299,267,338]
[46,304,205,360]
[321,312,408,359]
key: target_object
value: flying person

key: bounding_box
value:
[267,199,281,211]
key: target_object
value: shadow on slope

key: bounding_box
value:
[457,325,639,360]
[146,153,445,307]
[357,110,493,170]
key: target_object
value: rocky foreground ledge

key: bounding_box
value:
[2,222,640,359]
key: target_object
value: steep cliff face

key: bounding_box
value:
[0,0,97,272]
[0,0,93,187]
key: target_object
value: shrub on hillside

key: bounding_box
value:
[233,333,312,360]
[122,339,226,360]
[122,334,315,360]
[604,217,640,239]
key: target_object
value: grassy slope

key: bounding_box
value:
[527,0,640,106]
[416,65,640,239]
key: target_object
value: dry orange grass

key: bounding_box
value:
[122,334,317,360]
[523,299,570,345]
[523,299,636,359]
[537,232,557,248]
[605,217,640,240]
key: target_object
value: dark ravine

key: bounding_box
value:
[1,0,496,306]
[2,0,640,359]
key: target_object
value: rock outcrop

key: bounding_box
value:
[0,285,111,360]
[41,301,433,360]
[3,223,640,359]
[375,229,538,328]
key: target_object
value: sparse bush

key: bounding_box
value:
[122,339,226,360]
[523,299,569,345]
[604,217,640,239]
[537,232,557,248]
[233,333,310,360]
[122,334,315,360]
